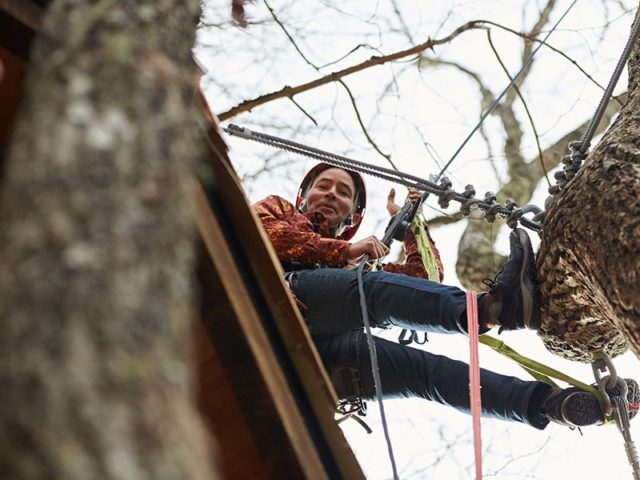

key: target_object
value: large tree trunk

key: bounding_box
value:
[0,1,218,479]
[537,16,640,362]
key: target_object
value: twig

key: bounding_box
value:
[289,98,318,126]
[504,0,557,108]
[339,79,397,168]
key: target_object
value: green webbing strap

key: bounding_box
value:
[411,216,440,283]
[398,216,440,346]
[478,335,600,399]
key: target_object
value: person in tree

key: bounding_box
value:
[252,162,638,430]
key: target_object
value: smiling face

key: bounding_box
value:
[305,168,357,228]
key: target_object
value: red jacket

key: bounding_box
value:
[253,195,444,280]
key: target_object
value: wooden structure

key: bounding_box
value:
[0,2,365,478]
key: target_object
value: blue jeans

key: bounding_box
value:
[290,268,550,429]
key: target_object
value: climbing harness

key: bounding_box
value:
[333,365,373,434]
[397,214,439,346]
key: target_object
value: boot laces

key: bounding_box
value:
[481,265,505,291]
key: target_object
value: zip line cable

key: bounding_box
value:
[544,11,640,212]
[577,13,640,154]
[225,123,545,232]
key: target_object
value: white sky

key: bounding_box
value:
[196,1,640,478]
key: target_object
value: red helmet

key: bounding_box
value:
[296,163,366,240]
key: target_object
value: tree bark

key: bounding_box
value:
[0,1,218,479]
[537,15,640,361]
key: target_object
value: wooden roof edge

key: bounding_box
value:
[0,0,43,32]
[198,121,365,479]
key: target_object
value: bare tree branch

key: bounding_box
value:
[263,0,396,167]
[218,20,490,120]
[217,14,624,121]
[289,97,318,125]
[471,19,623,106]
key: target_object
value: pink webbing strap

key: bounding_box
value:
[467,290,482,480]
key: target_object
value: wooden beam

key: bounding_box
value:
[0,0,43,32]
[195,116,365,478]
[194,183,329,479]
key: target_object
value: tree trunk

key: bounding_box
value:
[0,1,218,479]
[537,15,640,362]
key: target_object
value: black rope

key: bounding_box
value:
[355,259,399,480]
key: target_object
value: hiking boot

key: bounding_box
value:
[542,378,639,427]
[482,228,540,332]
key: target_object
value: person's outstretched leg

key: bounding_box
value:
[292,267,470,335]
[315,331,640,429]
[314,331,550,428]
[291,228,540,336]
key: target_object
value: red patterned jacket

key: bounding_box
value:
[253,195,444,281]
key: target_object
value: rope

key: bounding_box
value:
[356,259,399,480]
[479,335,599,395]
[467,291,483,480]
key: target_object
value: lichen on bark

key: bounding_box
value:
[0,1,219,478]
[537,11,640,362]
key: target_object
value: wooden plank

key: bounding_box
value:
[196,247,308,479]
[194,184,329,480]
[198,119,365,479]
[0,47,27,157]
[193,314,271,480]
[0,0,43,32]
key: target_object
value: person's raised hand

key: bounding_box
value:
[347,235,390,260]
[387,188,401,216]
[387,187,422,216]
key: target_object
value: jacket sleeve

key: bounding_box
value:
[253,195,351,267]
[382,224,445,281]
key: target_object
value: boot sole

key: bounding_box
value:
[515,229,536,329]
[562,392,604,426]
